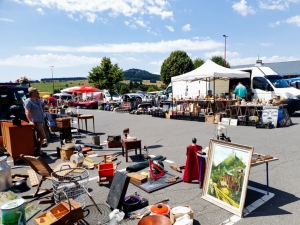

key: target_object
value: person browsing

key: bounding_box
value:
[24,87,46,156]
[234,82,247,99]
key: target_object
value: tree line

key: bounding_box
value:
[87,52,229,97]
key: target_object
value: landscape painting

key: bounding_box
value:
[201,139,254,217]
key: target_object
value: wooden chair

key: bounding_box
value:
[20,154,54,204]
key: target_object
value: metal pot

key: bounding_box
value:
[0,156,12,191]
[150,203,170,216]
[138,215,172,225]
[70,151,84,166]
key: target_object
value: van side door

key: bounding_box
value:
[252,77,273,101]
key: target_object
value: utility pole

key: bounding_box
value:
[50,66,54,93]
[223,35,228,67]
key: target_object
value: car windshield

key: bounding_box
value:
[266,76,290,88]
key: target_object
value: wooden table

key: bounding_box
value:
[77,115,95,134]
[121,139,142,162]
[251,153,279,194]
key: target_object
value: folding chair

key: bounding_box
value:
[20,154,54,204]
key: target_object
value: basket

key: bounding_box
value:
[51,167,89,208]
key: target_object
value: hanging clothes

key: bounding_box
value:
[183,144,206,184]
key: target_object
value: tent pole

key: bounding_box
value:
[214,76,216,112]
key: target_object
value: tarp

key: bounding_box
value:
[171,60,250,82]
[61,86,80,93]
[71,84,99,93]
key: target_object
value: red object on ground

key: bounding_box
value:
[183,144,206,183]
[72,101,98,109]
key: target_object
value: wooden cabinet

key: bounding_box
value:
[1,121,35,163]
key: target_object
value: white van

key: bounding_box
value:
[83,90,121,105]
[233,61,300,114]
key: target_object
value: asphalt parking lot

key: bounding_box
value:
[8,109,300,225]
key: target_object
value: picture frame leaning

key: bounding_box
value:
[201,139,254,217]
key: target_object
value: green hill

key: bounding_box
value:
[123,68,160,82]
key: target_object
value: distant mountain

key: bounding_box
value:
[213,150,245,171]
[123,68,160,82]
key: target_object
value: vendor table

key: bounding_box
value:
[121,139,142,162]
[251,153,279,195]
[77,115,95,134]
[230,104,263,117]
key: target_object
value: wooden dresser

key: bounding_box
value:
[1,121,35,164]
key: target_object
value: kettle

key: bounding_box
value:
[92,135,100,145]
[70,151,84,166]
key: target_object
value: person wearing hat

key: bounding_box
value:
[183,138,206,186]
[24,87,46,156]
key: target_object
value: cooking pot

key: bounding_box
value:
[150,203,170,216]
[123,195,141,208]
[138,215,172,225]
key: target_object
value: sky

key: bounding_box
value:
[1,0,300,83]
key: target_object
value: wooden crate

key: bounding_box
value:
[56,118,71,128]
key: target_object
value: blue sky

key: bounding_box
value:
[1,0,300,82]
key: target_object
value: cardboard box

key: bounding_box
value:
[56,118,71,128]
[170,205,193,224]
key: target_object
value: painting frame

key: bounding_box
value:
[201,139,254,217]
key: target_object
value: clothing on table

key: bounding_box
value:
[234,84,247,98]
[183,144,206,183]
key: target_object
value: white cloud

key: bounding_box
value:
[124,57,138,61]
[124,21,130,26]
[260,43,273,47]
[14,0,173,22]
[165,25,174,32]
[84,12,97,23]
[150,60,163,66]
[269,21,281,27]
[0,53,101,68]
[147,29,158,35]
[0,18,14,22]
[269,15,300,27]
[285,15,300,27]
[182,24,191,31]
[232,0,255,16]
[193,37,199,40]
[135,18,147,27]
[259,0,300,11]
[204,51,240,59]
[36,8,45,15]
[34,39,223,53]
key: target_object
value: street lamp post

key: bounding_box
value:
[50,66,54,93]
[223,34,228,67]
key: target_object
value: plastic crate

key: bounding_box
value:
[98,163,114,177]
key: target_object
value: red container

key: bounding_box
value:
[98,163,114,177]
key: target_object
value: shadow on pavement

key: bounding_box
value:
[245,181,299,217]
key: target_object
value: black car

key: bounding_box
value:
[0,83,29,121]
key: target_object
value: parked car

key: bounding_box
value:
[0,83,28,121]
[142,94,154,103]
[122,93,144,102]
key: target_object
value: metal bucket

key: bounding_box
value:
[0,156,12,191]
[0,198,26,225]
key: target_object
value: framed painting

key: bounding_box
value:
[201,139,254,217]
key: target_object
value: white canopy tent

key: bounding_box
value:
[171,59,250,82]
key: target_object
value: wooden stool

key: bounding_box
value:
[77,115,95,134]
